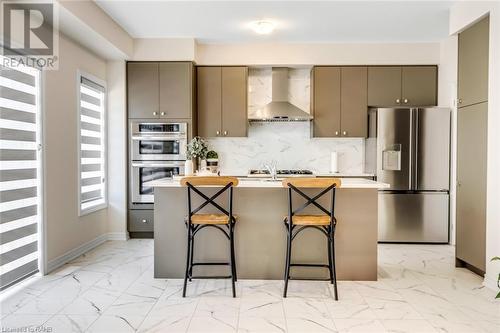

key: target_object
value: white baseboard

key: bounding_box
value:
[484,273,499,291]
[46,232,129,273]
[107,232,129,241]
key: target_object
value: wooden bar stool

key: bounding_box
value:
[180,176,239,297]
[281,177,341,300]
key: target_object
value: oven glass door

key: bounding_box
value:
[132,162,185,203]
[132,138,187,161]
[139,139,180,156]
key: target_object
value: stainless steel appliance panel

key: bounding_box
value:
[415,108,451,191]
[131,161,185,204]
[130,121,187,161]
[376,108,412,191]
[378,192,449,243]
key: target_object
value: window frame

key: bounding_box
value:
[76,70,107,216]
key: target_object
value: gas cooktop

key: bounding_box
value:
[248,169,314,177]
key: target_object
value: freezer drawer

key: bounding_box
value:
[378,192,449,243]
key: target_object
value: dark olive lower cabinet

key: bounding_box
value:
[129,210,154,236]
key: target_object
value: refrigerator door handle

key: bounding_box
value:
[414,109,419,190]
[408,109,414,190]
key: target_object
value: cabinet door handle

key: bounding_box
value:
[152,111,158,116]
[141,219,148,224]
[335,131,339,136]
[458,99,463,104]
[404,99,409,104]
[216,130,220,136]
[343,131,347,136]
[396,99,401,104]
[223,131,228,136]
[160,111,166,116]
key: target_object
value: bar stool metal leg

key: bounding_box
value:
[283,222,292,298]
[189,234,194,282]
[327,231,334,285]
[230,224,237,282]
[229,225,236,298]
[330,236,338,301]
[183,226,192,297]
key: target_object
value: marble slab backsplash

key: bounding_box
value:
[206,122,365,175]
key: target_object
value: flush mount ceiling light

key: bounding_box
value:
[250,20,276,34]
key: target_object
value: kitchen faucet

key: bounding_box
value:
[263,160,278,180]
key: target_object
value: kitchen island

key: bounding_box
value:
[150,178,389,281]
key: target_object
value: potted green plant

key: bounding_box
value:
[186,136,208,174]
[206,150,219,173]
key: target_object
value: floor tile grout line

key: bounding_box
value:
[131,261,166,332]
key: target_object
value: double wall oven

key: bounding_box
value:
[130,121,186,204]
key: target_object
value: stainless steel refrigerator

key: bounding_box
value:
[367,107,451,243]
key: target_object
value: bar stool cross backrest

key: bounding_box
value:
[180,176,239,297]
[281,177,341,299]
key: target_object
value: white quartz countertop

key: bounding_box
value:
[147,177,389,189]
[316,172,375,178]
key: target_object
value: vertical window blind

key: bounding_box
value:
[79,75,106,215]
[0,55,41,290]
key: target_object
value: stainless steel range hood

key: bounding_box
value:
[248,68,312,122]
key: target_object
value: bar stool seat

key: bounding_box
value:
[188,214,238,225]
[283,215,334,226]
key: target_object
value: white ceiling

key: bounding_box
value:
[95,1,453,43]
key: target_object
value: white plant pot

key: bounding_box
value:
[184,159,194,176]
[199,159,207,171]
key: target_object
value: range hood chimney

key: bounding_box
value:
[248,68,313,122]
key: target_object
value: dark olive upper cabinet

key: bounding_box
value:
[221,67,248,137]
[341,67,368,137]
[197,66,248,138]
[197,67,222,138]
[159,62,193,119]
[312,66,367,138]
[312,67,341,137]
[128,62,194,119]
[458,16,489,108]
[367,67,402,107]
[402,66,437,106]
[368,66,437,107]
[127,62,159,118]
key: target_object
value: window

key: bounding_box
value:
[0,55,41,289]
[78,72,106,215]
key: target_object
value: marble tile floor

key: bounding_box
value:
[1,240,498,333]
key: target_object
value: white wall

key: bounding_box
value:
[133,38,196,60]
[449,1,500,290]
[106,60,128,238]
[195,42,440,65]
[43,34,108,263]
[438,36,458,244]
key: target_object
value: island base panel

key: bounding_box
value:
[154,187,377,280]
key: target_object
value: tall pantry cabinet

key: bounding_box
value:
[455,16,489,273]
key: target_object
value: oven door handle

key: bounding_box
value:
[132,162,184,168]
[131,135,185,141]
